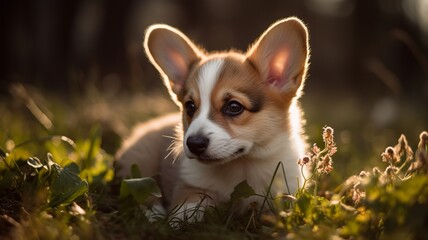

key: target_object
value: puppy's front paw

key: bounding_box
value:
[145,203,167,222]
[168,202,206,228]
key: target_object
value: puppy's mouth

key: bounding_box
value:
[194,147,246,165]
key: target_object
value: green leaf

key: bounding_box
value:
[295,190,312,215]
[120,177,162,204]
[394,175,428,203]
[74,128,114,185]
[84,126,102,168]
[229,181,256,204]
[49,162,88,208]
[44,137,74,166]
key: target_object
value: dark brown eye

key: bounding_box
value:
[223,100,244,117]
[185,101,197,117]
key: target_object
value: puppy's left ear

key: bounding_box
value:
[247,17,309,96]
[144,24,204,102]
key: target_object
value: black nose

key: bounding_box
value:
[186,135,209,156]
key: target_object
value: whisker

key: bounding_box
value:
[164,135,183,164]
[163,134,180,140]
[165,142,175,160]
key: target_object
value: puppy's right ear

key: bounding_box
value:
[144,25,204,101]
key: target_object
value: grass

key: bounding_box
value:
[1,83,428,239]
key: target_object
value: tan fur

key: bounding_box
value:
[115,113,183,205]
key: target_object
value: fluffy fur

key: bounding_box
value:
[116,17,310,220]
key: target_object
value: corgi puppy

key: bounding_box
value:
[116,17,310,221]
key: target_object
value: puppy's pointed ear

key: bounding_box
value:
[247,17,309,96]
[144,24,204,101]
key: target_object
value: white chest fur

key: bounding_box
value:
[180,132,303,204]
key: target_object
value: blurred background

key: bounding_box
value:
[0,0,427,182]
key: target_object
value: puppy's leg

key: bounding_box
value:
[168,183,215,226]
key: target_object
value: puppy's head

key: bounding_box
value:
[144,18,309,164]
